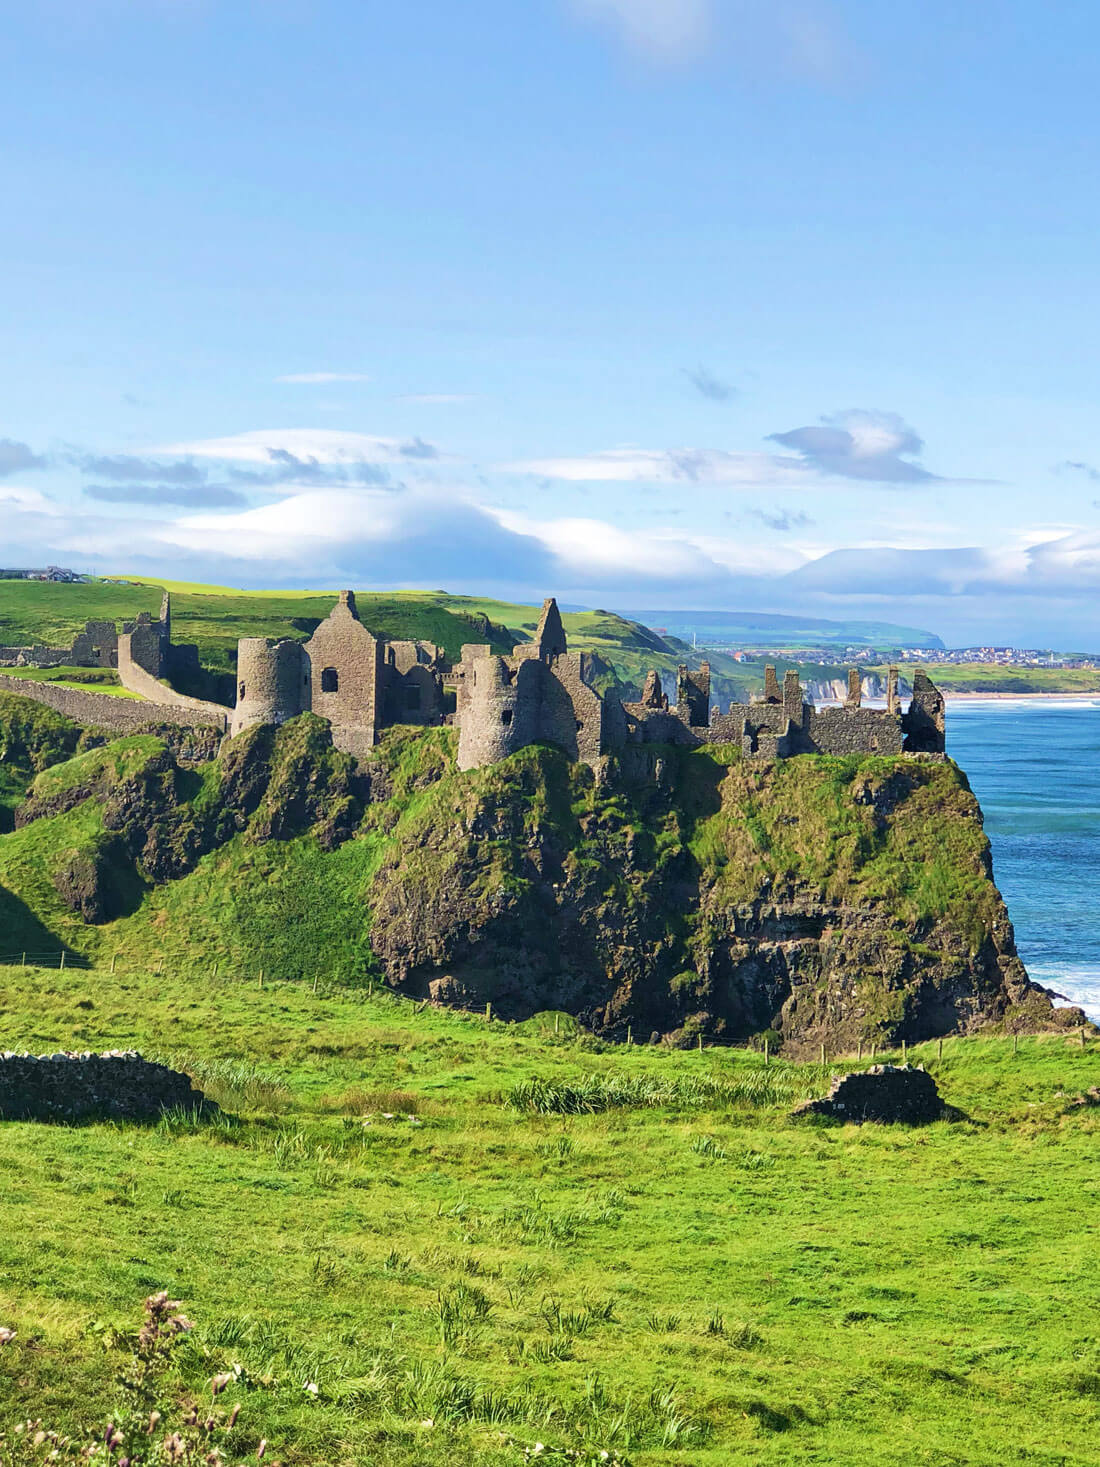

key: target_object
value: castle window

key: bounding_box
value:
[405,686,421,711]
[239,682,246,700]
[321,667,339,693]
[501,709,513,726]
[576,719,584,731]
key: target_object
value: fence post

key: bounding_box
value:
[901,1039,907,1063]
[937,1036,943,1061]
[763,1036,769,1067]
[312,973,319,995]
[1081,1026,1087,1050]
[626,1025,632,1046]
[819,1041,825,1067]
[259,968,264,989]
[485,1001,492,1023]
[554,1014,560,1036]
[20,952,25,969]
[59,951,65,971]
[110,954,116,975]
[857,1038,862,1061]
[212,961,218,981]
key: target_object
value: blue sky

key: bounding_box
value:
[3,0,1100,646]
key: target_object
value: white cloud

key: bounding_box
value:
[568,0,711,60]
[157,428,444,465]
[506,446,810,486]
[159,428,405,464]
[276,372,371,385]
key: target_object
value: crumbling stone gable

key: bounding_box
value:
[676,663,711,728]
[903,670,946,754]
[303,590,385,757]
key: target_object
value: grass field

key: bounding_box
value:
[0,665,140,697]
[2,959,1100,1465]
[910,663,1100,694]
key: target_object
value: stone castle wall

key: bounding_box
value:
[0,674,228,734]
[304,591,385,756]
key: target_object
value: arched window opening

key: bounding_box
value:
[321,667,339,693]
[501,708,513,726]
[238,682,246,701]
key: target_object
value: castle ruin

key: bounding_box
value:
[230,589,444,755]
[0,589,946,768]
[451,597,945,769]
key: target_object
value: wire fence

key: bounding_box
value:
[0,951,95,970]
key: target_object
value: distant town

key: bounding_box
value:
[708,644,1100,669]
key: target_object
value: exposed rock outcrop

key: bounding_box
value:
[366,742,1077,1052]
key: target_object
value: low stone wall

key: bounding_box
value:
[794,1064,954,1124]
[0,1051,215,1122]
[0,674,228,734]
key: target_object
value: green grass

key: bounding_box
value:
[0,577,746,702]
[1,963,1100,1465]
[909,663,1100,694]
[0,664,141,697]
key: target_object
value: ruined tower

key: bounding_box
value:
[230,639,308,737]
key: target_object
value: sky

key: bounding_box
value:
[3,0,1100,648]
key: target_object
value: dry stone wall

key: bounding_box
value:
[0,1051,215,1121]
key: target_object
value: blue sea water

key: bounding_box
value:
[947,699,1100,1019]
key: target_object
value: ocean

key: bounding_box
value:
[947,698,1100,1020]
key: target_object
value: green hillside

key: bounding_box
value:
[1,962,1099,1467]
[0,578,745,703]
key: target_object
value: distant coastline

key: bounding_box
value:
[945,690,1100,702]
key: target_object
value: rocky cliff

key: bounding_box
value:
[0,695,1073,1051]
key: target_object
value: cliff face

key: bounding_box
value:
[365,740,1064,1049]
[0,697,1070,1050]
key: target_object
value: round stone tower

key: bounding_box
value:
[456,655,534,770]
[230,638,308,737]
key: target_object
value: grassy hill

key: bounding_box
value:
[1,962,1099,1465]
[0,579,742,702]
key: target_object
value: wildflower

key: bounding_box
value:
[419,1418,435,1428]
[34,1431,47,1446]
[146,1412,162,1436]
[302,1381,319,1397]
[228,1403,241,1429]
[163,1432,186,1463]
[0,1327,15,1345]
[257,1440,267,1459]
[211,1372,232,1396]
